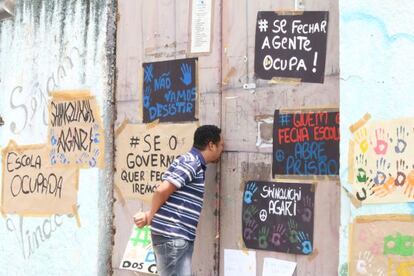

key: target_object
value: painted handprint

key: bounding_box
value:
[371,128,389,155]
[373,176,396,197]
[50,149,57,165]
[300,195,313,222]
[288,219,299,244]
[356,180,375,202]
[244,182,258,204]
[180,63,192,86]
[89,149,100,168]
[258,226,269,249]
[356,154,368,183]
[372,157,390,185]
[296,231,312,255]
[355,251,373,274]
[354,127,369,154]
[271,224,286,247]
[242,205,258,222]
[395,159,408,187]
[59,153,69,164]
[403,169,414,199]
[394,126,409,153]
[243,220,258,241]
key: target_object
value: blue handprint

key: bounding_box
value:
[297,231,312,254]
[244,182,258,204]
[180,63,192,86]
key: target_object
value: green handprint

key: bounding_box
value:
[258,226,269,249]
[243,205,258,222]
[288,219,299,244]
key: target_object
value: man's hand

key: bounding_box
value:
[133,211,150,228]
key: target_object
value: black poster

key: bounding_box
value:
[242,181,315,255]
[254,11,329,83]
[273,109,339,176]
[142,58,198,123]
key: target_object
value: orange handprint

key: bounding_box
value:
[373,176,396,197]
[403,170,414,199]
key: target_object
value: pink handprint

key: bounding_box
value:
[372,128,389,155]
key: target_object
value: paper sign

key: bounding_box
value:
[119,225,158,274]
[1,140,79,216]
[349,216,414,276]
[348,117,414,204]
[142,58,198,123]
[48,90,105,168]
[254,11,329,83]
[273,109,339,176]
[262,258,297,276]
[224,249,256,276]
[115,122,197,201]
[242,181,315,255]
[190,0,213,54]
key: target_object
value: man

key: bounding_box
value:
[134,125,224,276]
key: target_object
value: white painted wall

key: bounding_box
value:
[339,0,414,274]
[0,1,115,275]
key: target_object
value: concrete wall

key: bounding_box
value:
[0,0,116,275]
[339,0,414,274]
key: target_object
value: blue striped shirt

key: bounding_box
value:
[150,148,206,241]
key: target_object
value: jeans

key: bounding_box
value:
[152,234,194,276]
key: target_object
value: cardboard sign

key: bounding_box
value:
[142,58,198,123]
[242,181,315,255]
[349,215,414,276]
[119,225,158,274]
[273,109,339,176]
[48,90,105,168]
[348,117,414,204]
[1,140,79,216]
[254,11,329,83]
[115,122,197,202]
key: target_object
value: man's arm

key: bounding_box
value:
[134,180,177,228]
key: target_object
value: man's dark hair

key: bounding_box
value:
[193,125,221,150]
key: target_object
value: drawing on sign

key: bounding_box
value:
[242,181,315,255]
[48,90,104,168]
[115,122,197,201]
[349,216,414,275]
[120,225,158,274]
[254,11,329,83]
[1,140,79,216]
[348,117,414,204]
[273,109,340,176]
[142,58,198,123]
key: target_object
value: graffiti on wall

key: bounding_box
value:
[242,181,315,255]
[273,109,340,176]
[7,45,86,135]
[348,116,414,204]
[349,215,414,275]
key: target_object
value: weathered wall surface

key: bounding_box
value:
[339,1,414,274]
[114,0,339,276]
[113,0,221,275]
[0,0,116,275]
[220,0,339,275]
